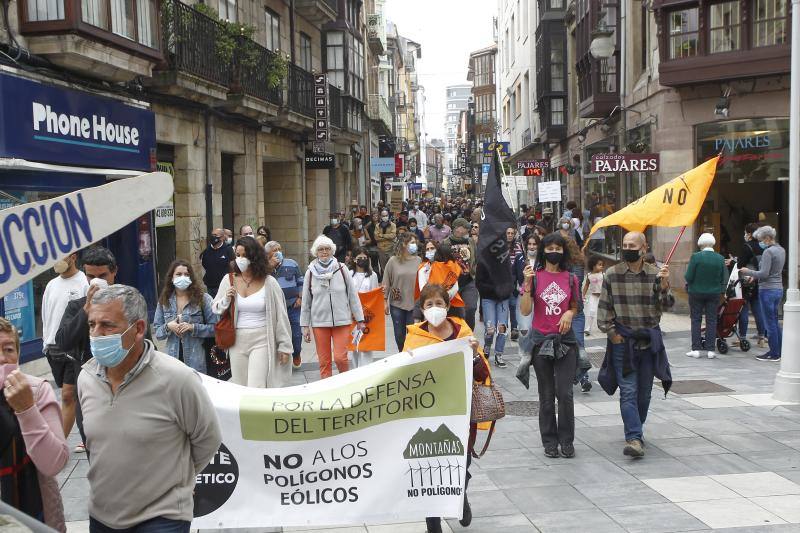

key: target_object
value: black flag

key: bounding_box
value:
[476,150,518,301]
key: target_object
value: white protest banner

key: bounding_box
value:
[193,339,473,529]
[0,173,173,299]
[537,180,562,203]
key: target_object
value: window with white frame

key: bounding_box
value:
[326,31,345,89]
[265,8,280,51]
[218,0,236,22]
[299,32,312,70]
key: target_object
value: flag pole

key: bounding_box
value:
[663,226,686,265]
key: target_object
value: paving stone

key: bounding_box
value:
[707,433,793,454]
[574,480,669,509]
[546,458,638,485]
[750,494,800,523]
[677,453,767,476]
[647,436,729,456]
[446,513,537,533]
[525,509,625,532]
[464,489,519,517]
[709,472,800,497]
[642,475,739,502]
[504,484,595,514]
[486,467,567,489]
[615,457,701,480]
[677,498,785,529]
[603,502,707,533]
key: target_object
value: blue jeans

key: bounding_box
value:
[90,517,190,533]
[572,310,587,382]
[739,293,766,337]
[390,305,415,351]
[508,294,519,330]
[611,342,654,441]
[287,305,302,357]
[481,298,509,354]
[759,289,784,356]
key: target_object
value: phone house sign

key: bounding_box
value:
[32,102,141,147]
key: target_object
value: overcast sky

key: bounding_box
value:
[384,0,496,141]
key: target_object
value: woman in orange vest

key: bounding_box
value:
[414,240,465,307]
[403,283,491,533]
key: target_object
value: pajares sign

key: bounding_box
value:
[591,153,660,173]
[0,72,155,170]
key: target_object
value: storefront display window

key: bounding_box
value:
[696,118,789,183]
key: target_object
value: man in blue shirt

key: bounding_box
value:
[267,241,304,368]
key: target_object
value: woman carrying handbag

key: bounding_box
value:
[212,237,293,388]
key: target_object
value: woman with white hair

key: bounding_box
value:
[685,233,728,358]
[300,235,365,379]
[741,226,786,362]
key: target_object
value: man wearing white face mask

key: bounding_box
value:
[79,285,221,532]
[41,251,87,439]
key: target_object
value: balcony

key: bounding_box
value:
[19,0,161,82]
[223,37,284,118]
[295,0,337,24]
[367,13,386,55]
[367,94,393,136]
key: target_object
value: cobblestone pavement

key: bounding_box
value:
[22,312,800,533]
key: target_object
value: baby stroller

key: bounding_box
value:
[701,279,751,354]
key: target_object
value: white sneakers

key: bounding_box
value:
[686,350,717,359]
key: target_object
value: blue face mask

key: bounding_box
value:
[90,323,135,368]
[759,241,768,250]
[318,257,333,266]
[273,251,284,264]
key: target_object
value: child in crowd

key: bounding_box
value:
[583,255,605,335]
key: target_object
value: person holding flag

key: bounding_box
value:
[590,156,719,458]
[475,148,519,368]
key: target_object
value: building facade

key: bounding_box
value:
[467,44,498,196]
[443,84,472,180]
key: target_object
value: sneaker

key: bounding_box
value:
[459,494,472,527]
[755,353,781,362]
[585,331,591,336]
[74,443,86,454]
[581,380,592,393]
[707,351,717,359]
[292,355,302,369]
[494,354,508,368]
[544,447,560,458]
[686,350,702,358]
[560,443,575,458]
[623,439,645,458]
[510,328,520,341]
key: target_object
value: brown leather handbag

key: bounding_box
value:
[214,273,236,349]
[469,381,506,458]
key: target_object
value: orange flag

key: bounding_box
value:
[348,287,386,352]
[416,261,465,307]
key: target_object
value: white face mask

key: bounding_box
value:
[90,277,109,289]
[331,219,339,225]
[425,250,436,261]
[423,306,448,327]
[235,257,250,273]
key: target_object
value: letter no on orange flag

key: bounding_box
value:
[348,287,385,352]
[588,156,720,236]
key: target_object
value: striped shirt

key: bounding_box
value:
[597,261,674,335]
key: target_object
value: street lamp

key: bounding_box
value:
[589,26,616,60]
[774,0,800,402]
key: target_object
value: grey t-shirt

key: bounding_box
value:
[750,244,785,290]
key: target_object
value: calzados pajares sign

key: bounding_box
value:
[0,174,173,299]
[591,153,660,173]
[193,340,473,529]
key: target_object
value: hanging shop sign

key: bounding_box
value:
[155,162,175,228]
[481,142,510,157]
[516,160,550,170]
[0,172,173,299]
[313,74,329,144]
[371,157,396,173]
[306,152,336,170]
[537,181,562,203]
[591,153,660,173]
[0,72,155,171]
[192,340,472,529]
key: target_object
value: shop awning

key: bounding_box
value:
[0,158,141,178]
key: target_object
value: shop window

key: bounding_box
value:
[709,1,740,53]
[668,7,699,58]
[26,0,64,21]
[753,0,787,47]
[265,8,280,51]
[299,32,312,71]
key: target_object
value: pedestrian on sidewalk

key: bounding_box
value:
[403,284,490,533]
[40,251,87,440]
[375,209,397,274]
[79,285,221,533]
[729,222,766,347]
[383,233,422,351]
[301,235,366,379]
[685,233,728,359]
[349,248,379,367]
[427,213,451,243]
[1,318,69,533]
[476,225,516,369]
[518,232,581,458]
[506,227,522,341]
[740,225,785,362]
[446,219,479,331]
[153,260,218,374]
[200,228,234,298]
[323,212,354,264]
[583,255,604,335]
[266,241,305,369]
[597,231,674,458]
[212,237,293,388]
[55,246,119,453]
[514,234,540,336]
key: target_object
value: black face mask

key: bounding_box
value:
[621,249,642,263]
[210,236,221,245]
[356,258,370,268]
[544,251,563,265]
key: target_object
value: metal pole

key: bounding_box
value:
[773,0,800,402]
